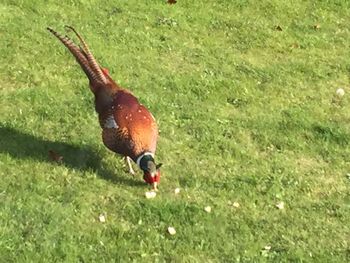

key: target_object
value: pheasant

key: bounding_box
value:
[47,26,162,190]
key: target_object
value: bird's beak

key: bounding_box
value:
[152,182,158,191]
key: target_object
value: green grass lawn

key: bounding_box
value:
[1,0,350,262]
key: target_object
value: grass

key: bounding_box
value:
[1,0,350,262]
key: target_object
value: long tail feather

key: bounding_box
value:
[47,27,100,83]
[64,25,107,84]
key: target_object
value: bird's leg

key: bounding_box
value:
[125,156,135,176]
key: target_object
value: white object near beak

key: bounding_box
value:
[145,191,157,199]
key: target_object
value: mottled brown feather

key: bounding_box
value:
[100,90,158,161]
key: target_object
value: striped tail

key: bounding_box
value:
[47,27,106,84]
[64,26,107,84]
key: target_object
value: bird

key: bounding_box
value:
[47,26,162,190]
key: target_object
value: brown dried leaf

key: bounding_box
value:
[291,43,299,49]
[275,25,283,31]
[167,0,177,4]
[48,150,63,163]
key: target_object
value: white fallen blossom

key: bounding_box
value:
[232,202,240,208]
[167,226,176,235]
[336,88,345,97]
[276,201,285,210]
[98,214,106,223]
[264,245,271,251]
[204,206,212,213]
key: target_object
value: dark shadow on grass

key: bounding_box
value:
[0,125,145,187]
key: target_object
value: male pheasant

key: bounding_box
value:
[47,26,162,190]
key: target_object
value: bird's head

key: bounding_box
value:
[138,154,162,191]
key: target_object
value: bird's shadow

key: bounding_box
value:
[0,125,145,187]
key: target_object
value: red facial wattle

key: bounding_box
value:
[143,172,160,184]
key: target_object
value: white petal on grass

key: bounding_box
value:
[264,245,271,251]
[276,201,285,210]
[145,191,157,199]
[204,206,212,213]
[174,188,180,194]
[232,202,240,208]
[336,88,345,97]
[167,226,176,235]
[98,214,106,223]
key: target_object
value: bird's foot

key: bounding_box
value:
[129,167,136,177]
[125,156,136,177]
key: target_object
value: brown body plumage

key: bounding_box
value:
[99,89,158,161]
[48,26,162,189]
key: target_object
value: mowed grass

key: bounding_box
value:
[1,0,350,262]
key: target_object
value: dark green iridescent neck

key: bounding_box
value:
[139,154,155,172]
